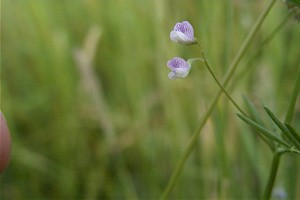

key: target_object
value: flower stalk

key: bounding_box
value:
[195,42,247,116]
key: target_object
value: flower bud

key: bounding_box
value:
[170,21,196,45]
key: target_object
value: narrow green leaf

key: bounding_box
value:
[264,107,288,132]
[236,113,290,148]
[243,96,275,150]
[278,148,300,156]
[284,123,300,145]
[264,106,300,149]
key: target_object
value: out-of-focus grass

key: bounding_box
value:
[1,0,299,199]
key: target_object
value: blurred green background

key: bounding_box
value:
[1,0,300,199]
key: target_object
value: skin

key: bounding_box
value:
[0,111,12,174]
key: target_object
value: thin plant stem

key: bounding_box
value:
[196,42,247,116]
[159,0,277,199]
[262,153,281,200]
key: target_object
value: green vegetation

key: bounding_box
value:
[1,0,299,199]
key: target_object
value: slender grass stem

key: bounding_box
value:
[159,0,276,199]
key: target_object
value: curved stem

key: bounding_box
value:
[159,0,276,199]
[196,43,247,116]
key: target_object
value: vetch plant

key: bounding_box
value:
[168,21,246,115]
[160,0,300,199]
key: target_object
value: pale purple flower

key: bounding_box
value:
[170,21,196,45]
[167,57,191,79]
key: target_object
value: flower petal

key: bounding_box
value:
[168,72,177,79]
[170,31,179,43]
[175,31,194,44]
[173,67,190,78]
[181,21,194,39]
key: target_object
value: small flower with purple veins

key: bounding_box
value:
[170,21,196,45]
[167,57,191,79]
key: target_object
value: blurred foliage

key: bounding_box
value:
[1,0,300,199]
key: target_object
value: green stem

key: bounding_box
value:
[262,153,281,200]
[278,147,300,156]
[196,43,247,116]
[284,61,300,124]
[159,0,276,199]
[262,147,300,200]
